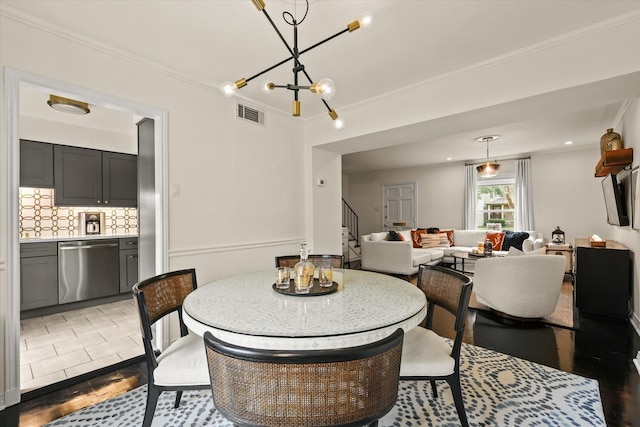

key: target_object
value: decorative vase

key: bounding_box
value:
[600,128,623,155]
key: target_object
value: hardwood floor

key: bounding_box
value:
[2,280,639,426]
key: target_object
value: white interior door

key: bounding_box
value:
[382,183,416,230]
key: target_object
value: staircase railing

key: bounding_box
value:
[342,198,359,246]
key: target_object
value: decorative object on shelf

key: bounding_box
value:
[588,234,606,248]
[551,226,565,244]
[220,0,372,129]
[475,135,501,178]
[47,95,90,115]
[600,128,623,155]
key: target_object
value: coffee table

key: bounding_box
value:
[451,251,493,273]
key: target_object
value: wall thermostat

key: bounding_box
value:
[317,178,326,186]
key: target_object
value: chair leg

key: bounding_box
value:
[143,385,161,427]
[174,390,183,408]
[447,375,469,427]
[429,379,438,398]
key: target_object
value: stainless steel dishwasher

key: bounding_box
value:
[58,240,119,304]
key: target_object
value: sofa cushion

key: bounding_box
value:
[412,248,444,266]
[452,230,487,247]
[388,230,405,241]
[486,231,505,251]
[507,247,525,256]
[369,232,388,242]
[502,231,530,251]
[410,229,427,248]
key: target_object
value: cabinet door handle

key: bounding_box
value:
[128,255,138,259]
[104,200,109,204]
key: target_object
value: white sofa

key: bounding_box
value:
[473,254,566,318]
[360,229,544,276]
[360,230,444,276]
[442,229,544,264]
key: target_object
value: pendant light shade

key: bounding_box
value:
[476,136,500,177]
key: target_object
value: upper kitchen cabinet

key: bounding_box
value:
[102,152,138,207]
[20,139,54,187]
[54,145,137,207]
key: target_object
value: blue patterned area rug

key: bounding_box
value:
[45,342,605,426]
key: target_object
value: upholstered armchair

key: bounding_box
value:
[473,254,566,319]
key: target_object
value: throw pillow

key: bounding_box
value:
[421,233,449,248]
[440,229,455,246]
[485,231,505,251]
[502,231,530,251]
[410,229,428,248]
[507,247,525,256]
[527,247,547,255]
[426,227,440,234]
[388,230,405,241]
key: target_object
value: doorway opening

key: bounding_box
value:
[3,68,168,404]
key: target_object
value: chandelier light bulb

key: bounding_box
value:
[317,78,336,100]
[334,118,345,130]
[261,80,275,94]
[359,13,373,29]
[220,81,237,97]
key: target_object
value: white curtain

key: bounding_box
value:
[515,158,535,231]
[464,165,477,229]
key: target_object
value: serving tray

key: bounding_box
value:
[272,278,338,296]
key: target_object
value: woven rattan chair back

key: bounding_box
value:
[417,264,473,334]
[275,254,343,269]
[204,329,404,427]
[132,269,206,427]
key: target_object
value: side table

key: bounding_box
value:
[545,243,574,281]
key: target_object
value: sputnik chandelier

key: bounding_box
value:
[220,0,372,129]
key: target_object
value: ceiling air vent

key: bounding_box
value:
[237,103,265,126]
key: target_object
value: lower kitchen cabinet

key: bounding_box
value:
[119,238,139,293]
[20,243,58,311]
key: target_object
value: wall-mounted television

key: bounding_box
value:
[601,173,629,226]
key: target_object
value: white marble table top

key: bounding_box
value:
[183,269,426,350]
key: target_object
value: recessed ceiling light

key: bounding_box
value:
[565,141,573,145]
[474,135,500,143]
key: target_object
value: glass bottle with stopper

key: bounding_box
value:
[294,242,314,294]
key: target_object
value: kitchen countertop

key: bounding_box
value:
[20,232,138,244]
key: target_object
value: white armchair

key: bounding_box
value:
[473,255,566,319]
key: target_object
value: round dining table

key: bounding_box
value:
[182,269,426,350]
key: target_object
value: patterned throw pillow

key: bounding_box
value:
[388,230,405,241]
[410,229,428,248]
[485,231,505,251]
[440,229,455,246]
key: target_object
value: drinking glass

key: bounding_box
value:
[275,267,291,289]
[318,266,333,287]
[294,270,313,294]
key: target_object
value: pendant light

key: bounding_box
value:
[476,136,501,178]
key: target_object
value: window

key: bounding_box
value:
[476,177,516,230]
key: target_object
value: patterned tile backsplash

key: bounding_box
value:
[19,188,138,238]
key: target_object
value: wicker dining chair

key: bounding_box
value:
[399,264,473,427]
[275,254,343,268]
[132,269,211,427]
[204,328,404,427]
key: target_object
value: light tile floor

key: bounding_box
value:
[20,299,143,393]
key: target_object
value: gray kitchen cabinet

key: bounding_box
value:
[20,140,54,188]
[119,238,139,293]
[103,152,138,207]
[54,145,137,207]
[20,243,58,311]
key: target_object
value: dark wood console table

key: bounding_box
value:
[574,238,631,319]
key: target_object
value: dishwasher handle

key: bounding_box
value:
[59,243,119,250]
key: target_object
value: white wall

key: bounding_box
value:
[311,147,342,255]
[609,99,640,325]
[0,15,307,406]
[347,147,609,243]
